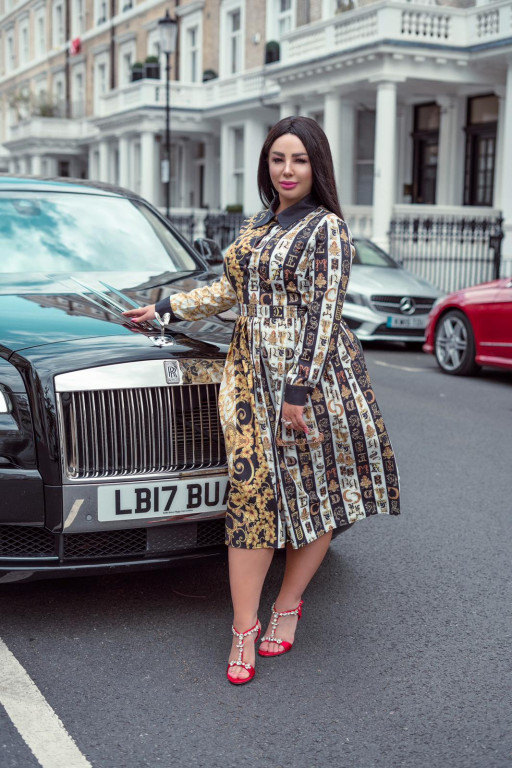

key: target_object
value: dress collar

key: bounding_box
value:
[251,193,319,229]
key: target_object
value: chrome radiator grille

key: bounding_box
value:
[58,384,226,480]
[370,295,436,315]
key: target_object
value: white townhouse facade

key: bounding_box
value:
[1,0,512,262]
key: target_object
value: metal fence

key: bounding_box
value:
[389,216,504,293]
[170,214,196,243]
[204,212,246,249]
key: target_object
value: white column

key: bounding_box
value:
[98,141,109,182]
[436,96,460,206]
[203,136,217,209]
[8,158,16,174]
[220,122,231,211]
[243,119,267,214]
[140,131,155,203]
[118,135,130,189]
[31,155,42,176]
[372,81,397,249]
[179,139,191,208]
[88,145,96,180]
[338,98,356,206]
[499,60,512,264]
[324,91,341,191]
[280,101,295,120]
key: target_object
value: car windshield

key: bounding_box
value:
[353,239,398,268]
[0,192,198,273]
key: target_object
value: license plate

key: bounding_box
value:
[97,476,229,522]
[386,315,427,329]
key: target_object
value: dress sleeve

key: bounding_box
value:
[284,214,354,406]
[154,271,237,321]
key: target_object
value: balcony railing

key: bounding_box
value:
[279,0,512,65]
[8,115,93,143]
[97,71,279,119]
[97,80,205,118]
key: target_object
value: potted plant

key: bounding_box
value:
[131,61,144,81]
[225,204,243,214]
[144,56,160,79]
[265,41,280,65]
[202,69,218,82]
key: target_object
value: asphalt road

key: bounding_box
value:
[1,345,511,768]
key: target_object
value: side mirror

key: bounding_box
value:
[193,237,223,265]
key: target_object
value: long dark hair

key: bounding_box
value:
[257,116,343,219]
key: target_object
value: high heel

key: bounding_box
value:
[226,620,261,685]
[258,600,304,657]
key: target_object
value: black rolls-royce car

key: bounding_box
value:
[0,176,233,582]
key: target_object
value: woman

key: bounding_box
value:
[124,116,400,685]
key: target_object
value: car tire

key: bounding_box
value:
[434,310,480,376]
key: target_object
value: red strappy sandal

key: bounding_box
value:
[258,600,304,657]
[226,620,261,685]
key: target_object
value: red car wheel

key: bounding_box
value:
[434,310,480,376]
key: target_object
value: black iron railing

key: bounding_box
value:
[204,212,246,249]
[170,214,196,243]
[389,216,504,292]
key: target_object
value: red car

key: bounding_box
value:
[424,277,512,375]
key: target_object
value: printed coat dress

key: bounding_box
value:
[155,194,400,549]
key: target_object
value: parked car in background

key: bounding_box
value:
[342,239,443,346]
[424,277,512,375]
[0,176,234,582]
[220,236,442,347]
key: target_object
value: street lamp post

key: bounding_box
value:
[158,9,178,220]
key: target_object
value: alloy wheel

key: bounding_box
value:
[434,310,479,376]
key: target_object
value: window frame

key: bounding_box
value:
[179,8,203,83]
[463,94,498,207]
[411,102,440,205]
[220,0,245,78]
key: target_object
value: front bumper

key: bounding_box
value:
[0,516,227,583]
[343,305,429,343]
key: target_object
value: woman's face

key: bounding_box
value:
[268,133,313,209]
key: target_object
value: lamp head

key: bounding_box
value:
[158,10,178,55]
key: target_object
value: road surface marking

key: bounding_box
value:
[374,360,428,373]
[0,637,92,768]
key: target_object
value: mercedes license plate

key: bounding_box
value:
[386,316,427,329]
[97,476,229,521]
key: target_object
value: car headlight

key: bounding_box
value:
[0,391,12,414]
[345,291,366,306]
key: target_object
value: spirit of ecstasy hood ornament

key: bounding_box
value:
[153,312,174,347]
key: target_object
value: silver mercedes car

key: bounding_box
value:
[345,239,443,346]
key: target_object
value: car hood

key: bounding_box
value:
[0,270,234,355]
[347,265,443,297]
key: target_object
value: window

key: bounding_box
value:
[463,94,498,206]
[411,103,440,205]
[73,69,85,117]
[5,30,15,72]
[266,0,295,41]
[355,109,375,205]
[19,20,29,66]
[232,126,244,205]
[94,57,109,112]
[277,0,293,36]
[228,8,242,74]
[179,9,203,84]
[53,74,65,112]
[122,52,132,84]
[73,0,85,35]
[35,12,46,58]
[188,26,199,82]
[95,0,108,24]
[53,1,65,47]
[118,40,136,86]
